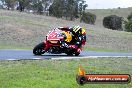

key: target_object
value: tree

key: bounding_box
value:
[124,19,132,32]
[49,0,65,18]
[17,0,30,12]
[80,12,96,24]
[49,0,88,20]
[78,0,87,15]
[127,12,132,20]
[30,0,53,14]
[124,13,132,32]
[1,0,16,10]
[42,0,51,12]
[32,0,43,14]
[103,15,123,30]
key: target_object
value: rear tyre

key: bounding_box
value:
[75,52,80,56]
[33,42,45,55]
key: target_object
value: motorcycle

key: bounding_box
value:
[33,28,86,56]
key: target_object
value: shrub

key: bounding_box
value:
[103,15,123,30]
[127,12,132,20]
[125,19,132,32]
[80,12,96,25]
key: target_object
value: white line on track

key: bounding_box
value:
[2,56,132,61]
[6,59,17,61]
[32,58,42,60]
[51,56,132,60]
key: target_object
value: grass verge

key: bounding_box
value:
[0,58,132,88]
[84,46,132,53]
[0,44,31,50]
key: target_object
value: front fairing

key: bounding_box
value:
[46,29,64,42]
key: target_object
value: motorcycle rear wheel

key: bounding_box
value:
[33,42,45,55]
[75,52,80,56]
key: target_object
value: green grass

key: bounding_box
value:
[0,43,32,50]
[0,58,132,88]
[84,46,132,53]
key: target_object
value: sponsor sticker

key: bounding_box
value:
[76,66,131,85]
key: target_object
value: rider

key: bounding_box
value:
[58,25,86,48]
[70,25,86,48]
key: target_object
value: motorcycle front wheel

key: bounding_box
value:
[33,42,45,55]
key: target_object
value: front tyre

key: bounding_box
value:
[33,42,45,55]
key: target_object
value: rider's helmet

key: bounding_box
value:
[72,25,82,36]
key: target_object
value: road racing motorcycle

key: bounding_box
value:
[33,28,86,56]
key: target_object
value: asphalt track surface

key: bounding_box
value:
[0,49,132,60]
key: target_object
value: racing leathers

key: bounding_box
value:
[58,26,86,48]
